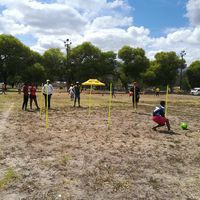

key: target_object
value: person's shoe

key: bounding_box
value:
[168,130,174,134]
[152,127,157,131]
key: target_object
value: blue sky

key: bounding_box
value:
[0,0,200,63]
[129,0,188,37]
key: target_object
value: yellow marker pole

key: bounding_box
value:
[108,83,112,129]
[134,86,137,112]
[40,83,43,117]
[46,81,49,129]
[88,84,92,115]
[165,85,169,117]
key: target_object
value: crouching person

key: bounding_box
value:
[152,101,171,132]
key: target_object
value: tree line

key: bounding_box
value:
[0,34,200,91]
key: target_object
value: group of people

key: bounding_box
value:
[129,81,171,132]
[22,81,53,111]
[68,82,81,107]
[21,80,171,132]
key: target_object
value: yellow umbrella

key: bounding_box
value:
[82,79,105,86]
[82,79,105,114]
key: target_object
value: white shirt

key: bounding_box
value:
[68,86,74,94]
[43,84,53,95]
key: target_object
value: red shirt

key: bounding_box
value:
[23,85,29,96]
[30,86,36,96]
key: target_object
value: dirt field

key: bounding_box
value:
[0,91,200,200]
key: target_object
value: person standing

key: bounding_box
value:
[73,82,81,107]
[2,82,6,94]
[43,80,53,109]
[68,84,74,101]
[29,84,40,110]
[112,85,116,98]
[129,81,140,109]
[22,83,29,110]
[155,87,160,96]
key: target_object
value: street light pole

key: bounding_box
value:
[64,39,72,85]
[180,50,186,90]
[64,38,72,62]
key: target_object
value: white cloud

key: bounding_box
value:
[186,0,200,26]
[0,0,200,64]
[90,16,133,29]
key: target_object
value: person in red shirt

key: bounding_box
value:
[29,83,40,110]
[22,83,29,110]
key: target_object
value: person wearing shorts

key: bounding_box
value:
[152,101,171,131]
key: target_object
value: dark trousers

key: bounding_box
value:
[74,94,80,106]
[44,94,52,108]
[30,95,39,109]
[22,95,29,110]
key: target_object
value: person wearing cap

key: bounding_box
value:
[43,80,54,109]
[73,81,81,107]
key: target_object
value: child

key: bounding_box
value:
[29,83,40,110]
[22,83,29,110]
[68,84,74,101]
[152,101,171,131]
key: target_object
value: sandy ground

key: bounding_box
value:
[0,92,200,200]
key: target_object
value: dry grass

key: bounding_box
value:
[0,91,200,199]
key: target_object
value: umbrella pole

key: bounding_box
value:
[89,85,92,115]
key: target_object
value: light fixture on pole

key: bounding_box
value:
[64,38,72,61]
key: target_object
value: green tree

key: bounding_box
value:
[98,51,117,83]
[23,63,46,85]
[187,60,200,88]
[69,42,102,82]
[182,72,191,91]
[142,66,157,86]
[0,34,31,83]
[28,50,43,66]
[118,46,150,81]
[143,52,182,90]
[43,48,65,81]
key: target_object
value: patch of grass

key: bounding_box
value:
[149,177,161,190]
[167,155,185,165]
[0,167,18,189]
[59,155,71,166]
[112,179,130,191]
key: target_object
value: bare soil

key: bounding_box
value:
[0,93,200,200]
